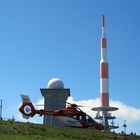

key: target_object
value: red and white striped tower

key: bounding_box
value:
[100,15,109,107]
[92,15,118,131]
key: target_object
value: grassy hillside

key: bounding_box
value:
[0,120,139,140]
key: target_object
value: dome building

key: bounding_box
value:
[40,78,70,126]
[47,78,64,89]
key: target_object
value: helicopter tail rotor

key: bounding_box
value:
[19,95,36,119]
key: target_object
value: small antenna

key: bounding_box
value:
[0,99,2,120]
[102,15,105,27]
[123,120,127,134]
[102,15,105,37]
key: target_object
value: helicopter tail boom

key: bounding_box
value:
[19,95,55,119]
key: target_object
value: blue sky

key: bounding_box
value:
[0,0,140,134]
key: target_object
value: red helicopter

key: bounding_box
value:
[19,95,104,130]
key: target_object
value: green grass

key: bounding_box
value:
[0,120,140,140]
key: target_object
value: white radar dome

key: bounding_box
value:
[47,78,64,89]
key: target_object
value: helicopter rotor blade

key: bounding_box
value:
[36,104,44,106]
[36,104,66,106]
[36,102,92,108]
[66,102,86,108]
[66,102,72,105]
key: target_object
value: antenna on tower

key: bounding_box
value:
[102,15,105,37]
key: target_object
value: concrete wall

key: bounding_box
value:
[40,89,70,126]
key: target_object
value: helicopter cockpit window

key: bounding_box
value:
[79,115,86,121]
[86,115,89,121]
[82,115,86,121]
[73,115,80,120]
[86,115,92,122]
[86,116,96,124]
[77,115,80,120]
